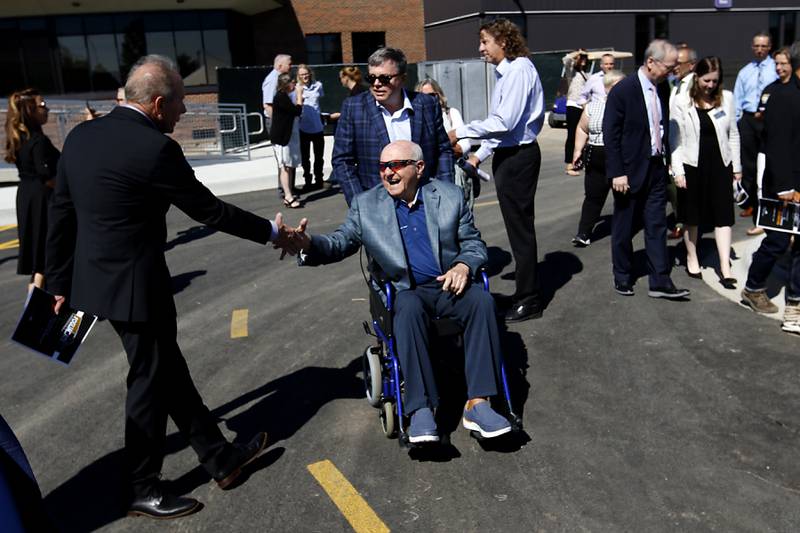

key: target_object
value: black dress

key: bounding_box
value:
[677,108,735,227]
[15,131,60,275]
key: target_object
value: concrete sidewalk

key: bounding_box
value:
[0,137,336,225]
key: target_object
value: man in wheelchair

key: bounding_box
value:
[292,140,512,443]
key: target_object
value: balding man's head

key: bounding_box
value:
[379,141,425,203]
[124,55,186,133]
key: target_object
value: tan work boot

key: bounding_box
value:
[741,289,779,314]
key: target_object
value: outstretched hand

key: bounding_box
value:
[436,263,470,295]
[272,213,312,259]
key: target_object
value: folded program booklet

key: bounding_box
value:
[11,287,97,366]
[756,198,800,235]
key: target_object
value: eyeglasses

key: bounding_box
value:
[366,73,401,86]
[378,159,416,172]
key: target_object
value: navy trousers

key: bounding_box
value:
[745,229,800,302]
[393,282,502,414]
[611,157,672,288]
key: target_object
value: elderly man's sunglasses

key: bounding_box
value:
[378,159,416,172]
[366,73,401,85]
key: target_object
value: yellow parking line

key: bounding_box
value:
[307,460,390,533]
[0,238,19,250]
[473,199,499,208]
[230,309,248,338]
[0,224,17,232]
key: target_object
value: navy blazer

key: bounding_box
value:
[603,71,672,193]
[299,179,487,292]
[762,75,800,198]
[332,90,454,205]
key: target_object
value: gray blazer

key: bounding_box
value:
[299,179,487,291]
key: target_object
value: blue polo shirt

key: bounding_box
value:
[395,190,441,286]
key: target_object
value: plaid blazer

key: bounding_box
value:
[332,90,454,205]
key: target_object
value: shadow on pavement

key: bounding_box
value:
[0,255,18,267]
[171,270,207,295]
[164,225,218,252]
[484,246,513,278]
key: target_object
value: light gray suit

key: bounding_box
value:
[300,179,502,414]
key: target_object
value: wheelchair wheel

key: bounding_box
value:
[363,345,383,407]
[380,401,396,438]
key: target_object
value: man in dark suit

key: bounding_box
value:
[46,55,294,519]
[332,47,453,206]
[741,41,800,335]
[603,39,690,299]
[292,140,511,444]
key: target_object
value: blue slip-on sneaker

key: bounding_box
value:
[462,402,512,438]
[408,407,439,444]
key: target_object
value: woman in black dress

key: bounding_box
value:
[672,57,742,288]
[3,89,59,291]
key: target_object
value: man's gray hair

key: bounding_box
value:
[644,39,677,63]
[603,69,625,88]
[368,47,407,75]
[409,142,423,161]
[273,54,291,69]
[124,55,180,104]
[790,40,800,71]
[683,47,698,63]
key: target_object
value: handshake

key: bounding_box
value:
[272,212,311,259]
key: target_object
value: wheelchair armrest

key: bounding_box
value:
[475,266,489,292]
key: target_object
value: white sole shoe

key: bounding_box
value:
[462,418,512,439]
[408,433,439,444]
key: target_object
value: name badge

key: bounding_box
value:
[713,110,726,119]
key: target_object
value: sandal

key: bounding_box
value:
[283,197,301,209]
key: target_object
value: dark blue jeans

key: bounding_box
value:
[745,229,800,302]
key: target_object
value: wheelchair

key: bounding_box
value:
[361,269,523,447]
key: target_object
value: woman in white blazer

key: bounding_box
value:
[672,56,742,289]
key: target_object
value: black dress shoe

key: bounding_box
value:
[504,303,543,323]
[685,268,702,279]
[214,432,268,490]
[648,286,690,299]
[719,277,737,290]
[614,282,634,296]
[128,487,202,519]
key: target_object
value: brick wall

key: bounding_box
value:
[286,1,426,63]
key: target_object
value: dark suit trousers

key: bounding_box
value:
[492,142,542,305]
[111,316,234,497]
[611,157,672,288]
[577,145,610,236]
[738,113,763,211]
[300,130,325,183]
[745,229,800,301]
[393,282,501,414]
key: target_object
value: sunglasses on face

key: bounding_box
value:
[378,159,417,172]
[366,73,401,86]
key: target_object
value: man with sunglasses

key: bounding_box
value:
[603,39,689,299]
[332,47,453,206]
[292,140,512,443]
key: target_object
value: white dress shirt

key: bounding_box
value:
[638,67,664,156]
[261,69,279,105]
[455,57,545,162]
[578,71,604,106]
[378,90,413,142]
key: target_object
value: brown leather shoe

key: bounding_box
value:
[739,207,754,217]
[214,432,268,490]
[667,227,684,240]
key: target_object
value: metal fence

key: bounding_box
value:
[0,100,259,160]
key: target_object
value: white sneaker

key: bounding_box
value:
[782,303,800,334]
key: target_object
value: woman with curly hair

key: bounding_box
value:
[449,17,546,323]
[4,88,60,291]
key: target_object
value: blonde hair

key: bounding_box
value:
[296,64,315,83]
[4,88,41,164]
[415,78,449,112]
[339,66,363,85]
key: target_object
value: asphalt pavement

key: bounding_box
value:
[1,127,799,532]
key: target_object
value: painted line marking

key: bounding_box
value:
[230,309,248,338]
[0,239,19,250]
[307,459,390,533]
[0,224,17,232]
[474,199,499,208]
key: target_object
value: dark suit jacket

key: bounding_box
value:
[761,75,800,198]
[46,107,272,322]
[299,179,486,292]
[332,90,454,205]
[603,71,672,193]
[269,91,302,146]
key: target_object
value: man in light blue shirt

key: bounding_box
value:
[449,18,545,322]
[734,32,778,216]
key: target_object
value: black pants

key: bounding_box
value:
[745,228,800,301]
[111,316,235,497]
[493,141,541,305]
[394,282,502,414]
[564,106,583,164]
[300,130,324,185]
[737,113,763,211]
[576,145,610,236]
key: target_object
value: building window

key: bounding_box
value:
[352,32,385,63]
[769,11,798,48]
[306,33,342,65]
[635,14,669,64]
